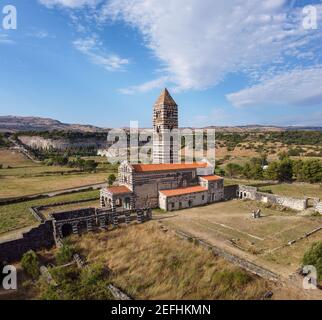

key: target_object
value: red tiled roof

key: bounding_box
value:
[200,175,223,181]
[132,162,208,173]
[106,186,132,195]
[159,186,208,197]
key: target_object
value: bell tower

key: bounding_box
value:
[153,88,179,164]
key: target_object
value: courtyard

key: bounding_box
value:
[157,199,322,278]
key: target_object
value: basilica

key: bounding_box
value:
[100,89,224,212]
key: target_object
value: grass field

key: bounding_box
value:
[0,149,117,198]
[258,183,322,199]
[73,222,272,300]
[224,178,322,199]
[0,190,100,235]
[158,200,322,274]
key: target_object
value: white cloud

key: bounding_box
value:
[226,66,322,107]
[99,0,321,91]
[73,36,129,71]
[118,76,169,94]
[39,0,101,8]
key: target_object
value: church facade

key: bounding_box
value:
[100,89,224,212]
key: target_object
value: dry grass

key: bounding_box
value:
[0,149,36,167]
[0,172,108,198]
[73,222,271,300]
[157,201,322,275]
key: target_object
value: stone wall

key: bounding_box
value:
[314,201,322,214]
[0,221,54,263]
[238,185,307,211]
[223,185,239,200]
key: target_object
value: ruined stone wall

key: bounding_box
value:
[238,185,307,211]
[0,221,54,263]
[223,185,239,200]
[314,201,322,214]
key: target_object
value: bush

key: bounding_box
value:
[302,241,322,281]
[21,250,40,279]
[225,163,243,178]
[55,242,75,265]
[108,174,117,186]
[39,263,112,300]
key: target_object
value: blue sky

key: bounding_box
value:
[0,0,321,128]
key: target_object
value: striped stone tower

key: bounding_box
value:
[153,88,179,164]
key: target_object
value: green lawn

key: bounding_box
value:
[0,149,117,198]
[0,190,100,235]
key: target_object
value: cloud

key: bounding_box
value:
[39,0,101,8]
[226,66,322,107]
[73,36,129,71]
[99,0,321,91]
[118,76,169,94]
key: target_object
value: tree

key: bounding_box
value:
[108,174,116,186]
[242,163,252,179]
[302,241,322,281]
[249,163,264,180]
[301,160,322,183]
[21,250,40,279]
[264,162,279,181]
[55,241,74,265]
[292,160,304,181]
[278,158,293,182]
[225,163,243,178]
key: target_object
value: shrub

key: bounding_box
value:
[21,250,40,279]
[108,174,116,186]
[302,241,322,281]
[55,241,74,265]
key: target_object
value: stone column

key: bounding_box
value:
[72,222,78,234]
[87,220,93,232]
[99,217,107,230]
[125,211,131,225]
[137,210,143,224]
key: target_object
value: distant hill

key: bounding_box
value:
[0,116,108,133]
[0,115,321,132]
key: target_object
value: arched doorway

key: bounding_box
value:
[61,224,73,237]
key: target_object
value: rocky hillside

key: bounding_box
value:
[0,115,321,133]
[0,116,107,133]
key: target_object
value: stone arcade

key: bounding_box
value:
[100,89,224,212]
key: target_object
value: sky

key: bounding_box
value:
[0,0,321,128]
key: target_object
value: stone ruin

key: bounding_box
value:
[251,209,261,219]
[51,207,153,241]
